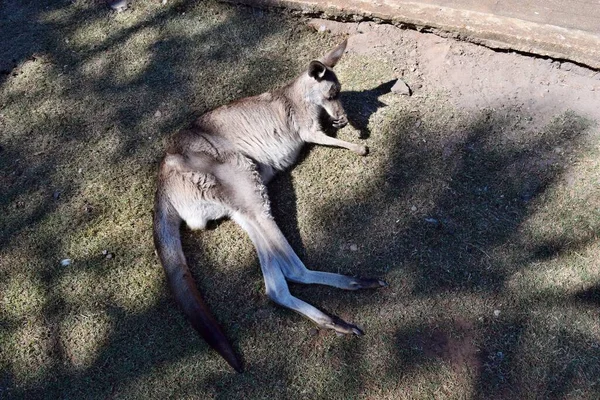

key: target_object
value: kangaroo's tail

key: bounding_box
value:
[153,193,243,372]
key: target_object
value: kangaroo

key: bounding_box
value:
[153,39,386,372]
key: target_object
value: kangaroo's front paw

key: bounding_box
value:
[332,115,348,129]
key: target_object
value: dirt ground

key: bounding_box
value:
[2,1,600,399]
[312,18,600,124]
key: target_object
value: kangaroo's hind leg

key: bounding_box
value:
[250,216,386,290]
[233,212,364,335]
[215,155,384,334]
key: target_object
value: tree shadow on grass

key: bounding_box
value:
[321,107,596,398]
[0,0,301,249]
[312,108,592,294]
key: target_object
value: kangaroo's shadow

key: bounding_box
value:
[270,80,394,267]
[340,79,397,139]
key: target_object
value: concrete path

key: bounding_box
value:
[225,0,600,69]
[414,0,600,35]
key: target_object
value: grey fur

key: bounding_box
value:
[153,40,386,372]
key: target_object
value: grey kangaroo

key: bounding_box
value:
[153,40,386,372]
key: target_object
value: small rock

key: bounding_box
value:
[154,110,162,118]
[309,328,319,336]
[161,0,167,4]
[53,191,61,200]
[349,244,358,252]
[391,79,411,96]
[109,0,128,12]
[493,309,501,317]
[60,259,72,267]
[411,205,417,212]
[560,62,572,71]
[318,25,327,32]
[102,249,108,256]
[78,168,83,174]
[105,253,113,260]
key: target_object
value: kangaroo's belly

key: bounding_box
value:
[257,136,303,171]
[230,129,304,171]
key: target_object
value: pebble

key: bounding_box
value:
[391,79,411,96]
[60,259,72,267]
[350,244,358,251]
[109,0,128,12]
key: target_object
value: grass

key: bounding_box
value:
[1,0,600,398]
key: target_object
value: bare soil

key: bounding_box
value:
[311,18,600,125]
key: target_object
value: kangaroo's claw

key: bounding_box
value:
[332,115,348,129]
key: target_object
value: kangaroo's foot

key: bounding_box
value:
[322,315,364,336]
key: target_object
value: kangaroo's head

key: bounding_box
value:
[302,39,348,126]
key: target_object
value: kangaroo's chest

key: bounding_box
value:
[204,97,307,171]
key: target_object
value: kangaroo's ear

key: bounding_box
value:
[319,39,347,68]
[308,60,327,80]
